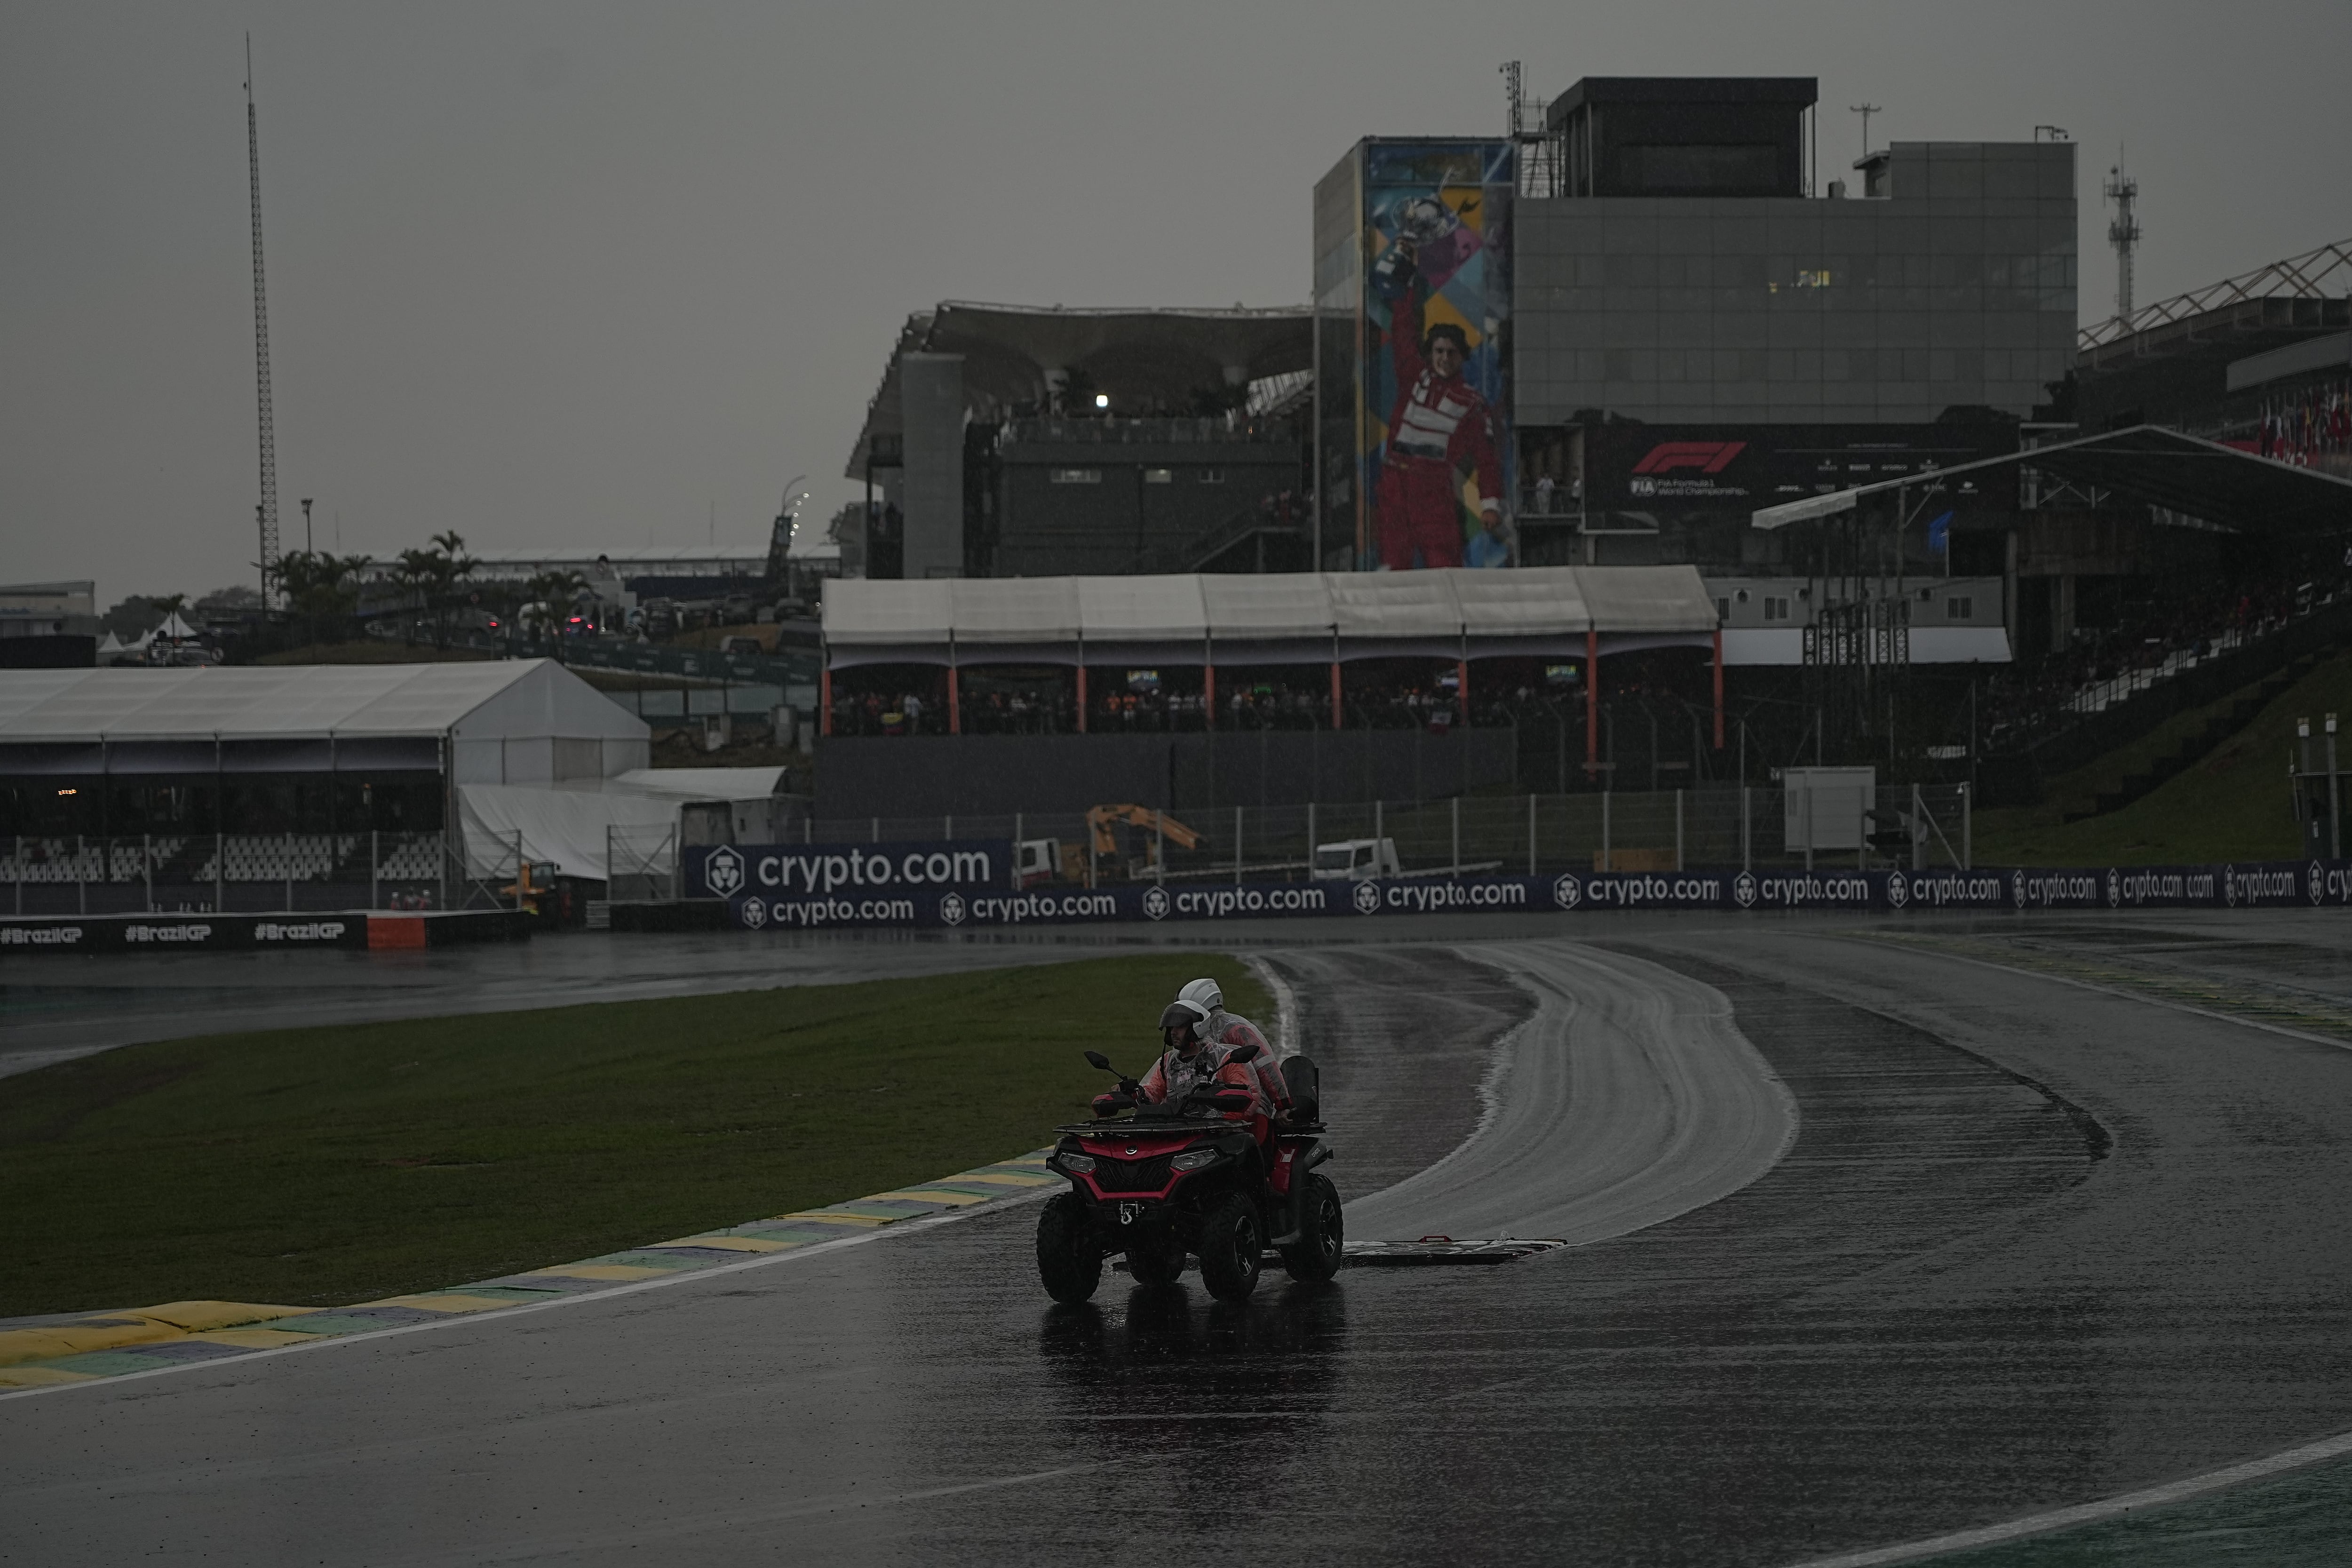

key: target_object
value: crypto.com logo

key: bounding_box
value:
[1631,441,1747,476]
[703,844,745,897]
[1351,881,1382,915]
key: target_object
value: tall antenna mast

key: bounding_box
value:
[2104,154,2142,324]
[245,35,282,605]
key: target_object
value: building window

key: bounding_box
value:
[1198,469,1226,485]
[1763,597,1791,622]
[1049,469,1102,485]
[1143,468,1173,485]
[1715,597,1732,623]
[1947,597,1974,621]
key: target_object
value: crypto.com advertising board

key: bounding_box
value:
[685,840,1012,903]
[714,859,2352,933]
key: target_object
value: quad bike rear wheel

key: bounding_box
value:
[1126,1233,1186,1285]
[1036,1193,1103,1304]
[1195,1193,1263,1303]
[1279,1172,1344,1283]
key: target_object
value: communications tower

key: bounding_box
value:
[2104,158,2142,324]
[245,36,282,605]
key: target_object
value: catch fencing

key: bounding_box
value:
[714,783,1976,891]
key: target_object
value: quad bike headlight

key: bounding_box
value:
[1169,1150,1219,1172]
[1057,1153,1097,1174]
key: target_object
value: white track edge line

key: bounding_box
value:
[1850,932,2352,1053]
[0,1184,1054,1404]
[1776,932,2352,1566]
[1782,1421,2352,1566]
[1245,953,1299,1058]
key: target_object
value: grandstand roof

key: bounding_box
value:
[847,302,1313,478]
[0,661,637,743]
[821,567,1716,667]
[1750,424,2352,536]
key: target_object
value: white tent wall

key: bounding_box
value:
[456,783,680,883]
[449,662,652,785]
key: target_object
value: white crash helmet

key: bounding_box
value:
[1177,977,1223,1016]
[1158,997,1210,1044]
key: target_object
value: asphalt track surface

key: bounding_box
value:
[12,913,2352,1563]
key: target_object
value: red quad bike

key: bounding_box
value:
[1035,1041,1343,1305]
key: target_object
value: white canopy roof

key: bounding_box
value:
[607,766,790,801]
[822,567,1715,664]
[0,661,640,742]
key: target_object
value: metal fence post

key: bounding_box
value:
[216,831,225,913]
[438,828,449,911]
[1803,782,1814,873]
[1451,796,1461,876]
[1741,786,1752,871]
[373,829,381,909]
[1527,792,1536,876]
[1601,790,1611,873]
[2329,720,2341,859]
[871,816,880,844]
[285,828,295,912]
[1234,806,1243,884]
[144,832,153,912]
[1306,802,1316,877]
[1374,799,1383,860]
[1013,813,1023,890]
[1155,812,1165,886]
[1911,782,1925,871]
[944,814,953,840]
[1962,784,1971,870]
[1675,789,1684,872]
[12,834,20,915]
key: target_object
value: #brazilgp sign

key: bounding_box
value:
[706,858,2352,933]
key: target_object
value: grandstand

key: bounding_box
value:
[0,661,652,915]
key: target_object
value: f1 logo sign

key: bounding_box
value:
[1632,441,1746,476]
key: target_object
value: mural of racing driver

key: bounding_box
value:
[1376,231,1505,570]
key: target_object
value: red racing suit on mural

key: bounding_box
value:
[1377,286,1502,571]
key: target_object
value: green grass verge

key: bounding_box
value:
[0,955,1266,1317]
[1972,649,2352,866]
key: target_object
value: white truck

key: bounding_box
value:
[1310,838,1403,881]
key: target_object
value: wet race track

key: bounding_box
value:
[13,912,2352,1563]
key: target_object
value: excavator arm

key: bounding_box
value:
[1086,803,1200,856]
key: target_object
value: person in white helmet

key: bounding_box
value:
[1174,976,1291,1125]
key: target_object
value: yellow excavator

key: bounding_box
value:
[1085,804,1200,880]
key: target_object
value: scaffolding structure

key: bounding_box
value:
[1502,60,1564,199]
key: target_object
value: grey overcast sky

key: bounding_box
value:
[4,0,2347,604]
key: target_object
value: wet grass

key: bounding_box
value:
[0,954,1266,1316]
[1972,649,2352,866]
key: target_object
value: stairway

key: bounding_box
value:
[2062,653,2323,824]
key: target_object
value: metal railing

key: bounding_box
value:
[0,831,461,916]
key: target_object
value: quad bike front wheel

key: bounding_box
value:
[1195,1193,1263,1303]
[1036,1192,1104,1304]
[1279,1172,1344,1283]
